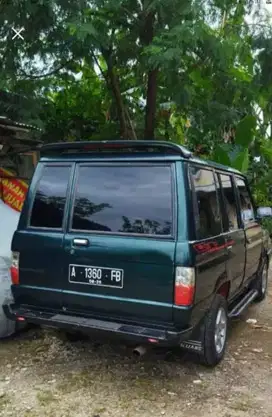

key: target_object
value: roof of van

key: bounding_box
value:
[39,140,243,176]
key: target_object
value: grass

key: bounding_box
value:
[93,406,107,414]
[24,411,39,417]
[0,392,11,408]
[36,390,57,406]
[229,395,255,412]
[24,410,65,417]
[56,369,98,395]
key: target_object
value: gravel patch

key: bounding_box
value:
[0,268,271,417]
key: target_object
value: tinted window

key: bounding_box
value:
[235,177,255,223]
[72,165,173,235]
[191,167,222,239]
[219,174,238,230]
[30,165,71,228]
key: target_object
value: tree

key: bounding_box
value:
[0,0,271,182]
[39,64,117,142]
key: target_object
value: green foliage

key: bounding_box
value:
[235,115,257,147]
[0,0,271,202]
[212,115,257,172]
[40,65,117,142]
[262,218,272,236]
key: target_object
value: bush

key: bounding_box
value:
[262,218,272,237]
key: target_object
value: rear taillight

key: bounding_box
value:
[174,267,195,306]
[10,252,20,285]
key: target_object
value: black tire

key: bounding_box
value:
[199,294,228,367]
[254,259,268,303]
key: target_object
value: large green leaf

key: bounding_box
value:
[212,145,231,166]
[189,69,212,90]
[258,95,268,111]
[232,149,249,172]
[260,144,272,164]
[235,115,256,147]
[229,66,253,83]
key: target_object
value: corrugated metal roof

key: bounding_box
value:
[0,117,42,132]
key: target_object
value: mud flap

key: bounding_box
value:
[180,339,203,353]
[179,319,205,354]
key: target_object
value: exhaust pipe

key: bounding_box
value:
[133,345,147,357]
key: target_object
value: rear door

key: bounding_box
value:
[62,162,176,324]
[218,173,246,296]
[12,163,72,310]
[189,166,228,305]
[234,176,263,283]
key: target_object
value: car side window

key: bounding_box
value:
[219,174,238,231]
[235,177,255,223]
[190,166,222,240]
[30,165,71,229]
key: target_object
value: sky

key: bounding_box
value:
[246,0,272,23]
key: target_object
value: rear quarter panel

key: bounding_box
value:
[174,162,229,329]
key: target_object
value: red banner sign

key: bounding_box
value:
[0,168,28,212]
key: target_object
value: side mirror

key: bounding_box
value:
[257,207,272,219]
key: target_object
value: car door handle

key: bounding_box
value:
[72,238,89,247]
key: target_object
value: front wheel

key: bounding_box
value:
[199,295,228,367]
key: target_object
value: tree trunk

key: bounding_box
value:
[107,65,129,139]
[125,107,137,140]
[144,68,158,139]
[92,49,133,140]
[142,9,158,140]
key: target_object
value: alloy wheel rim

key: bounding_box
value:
[214,307,227,355]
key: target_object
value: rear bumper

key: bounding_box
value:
[3,304,193,346]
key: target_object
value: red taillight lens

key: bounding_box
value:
[174,267,195,306]
[10,252,20,285]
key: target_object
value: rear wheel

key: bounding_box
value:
[199,295,228,367]
[254,259,268,302]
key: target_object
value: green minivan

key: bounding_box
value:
[4,141,272,366]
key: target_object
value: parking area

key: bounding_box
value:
[0,269,271,417]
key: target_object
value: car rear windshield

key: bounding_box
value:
[71,165,173,236]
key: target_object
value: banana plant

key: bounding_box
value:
[212,115,257,173]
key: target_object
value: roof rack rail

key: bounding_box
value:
[40,140,192,158]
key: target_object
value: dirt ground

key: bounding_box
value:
[0,270,271,417]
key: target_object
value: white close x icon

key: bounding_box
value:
[12,27,24,40]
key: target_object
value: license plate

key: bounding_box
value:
[69,264,124,289]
